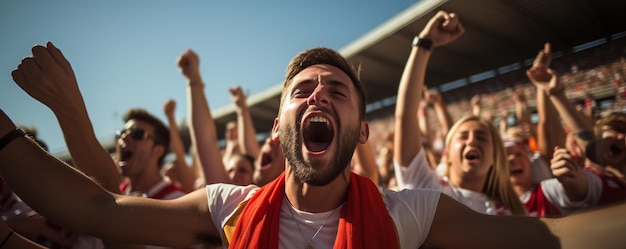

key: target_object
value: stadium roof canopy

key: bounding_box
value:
[199,0,626,142]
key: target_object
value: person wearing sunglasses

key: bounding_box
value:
[114,109,194,249]
[4,11,626,248]
[114,109,188,202]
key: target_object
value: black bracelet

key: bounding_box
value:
[0,230,13,248]
[412,36,433,50]
[0,129,25,152]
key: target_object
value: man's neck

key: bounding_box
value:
[127,166,165,195]
[284,169,349,213]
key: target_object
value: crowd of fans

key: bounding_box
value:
[0,10,625,249]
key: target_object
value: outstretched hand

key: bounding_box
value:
[527,43,563,94]
[513,88,527,103]
[177,49,202,84]
[425,89,443,105]
[529,43,552,82]
[164,99,176,117]
[229,86,247,108]
[470,94,481,106]
[11,42,84,114]
[527,67,562,95]
[419,11,465,48]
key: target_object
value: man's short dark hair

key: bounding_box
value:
[280,47,366,120]
[123,108,170,167]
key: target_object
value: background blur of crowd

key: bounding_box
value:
[365,36,626,155]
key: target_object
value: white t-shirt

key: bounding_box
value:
[206,183,441,249]
[394,148,511,215]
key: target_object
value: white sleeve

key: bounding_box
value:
[541,170,602,214]
[384,189,441,249]
[205,184,258,233]
[394,148,441,190]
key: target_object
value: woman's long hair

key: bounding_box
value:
[444,115,527,215]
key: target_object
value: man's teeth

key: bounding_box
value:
[310,116,329,124]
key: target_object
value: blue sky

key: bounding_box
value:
[0,0,419,154]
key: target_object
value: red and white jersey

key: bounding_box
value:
[119,178,186,200]
[584,168,626,205]
[520,184,561,217]
[529,170,604,217]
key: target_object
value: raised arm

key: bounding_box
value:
[527,43,593,151]
[513,88,537,140]
[163,99,197,192]
[10,42,121,192]
[536,88,566,161]
[417,96,431,145]
[394,11,464,166]
[229,86,261,159]
[0,110,218,247]
[427,89,453,136]
[418,90,443,169]
[529,43,565,161]
[6,42,219,246]
[499,109,509,138]
[179,49,230,184]
[471,94,482,117]
[222,121,239,166]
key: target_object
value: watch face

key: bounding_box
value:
[412,36,432,50]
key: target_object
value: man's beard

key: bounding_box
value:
[279,120,360,186]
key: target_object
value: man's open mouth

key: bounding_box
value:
[303,116,334,153]
[120,150,133,162]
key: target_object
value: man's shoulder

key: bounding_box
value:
[206,183,260,203]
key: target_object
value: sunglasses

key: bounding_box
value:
[115,128,153,141]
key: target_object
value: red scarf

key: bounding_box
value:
[229,172,399,249]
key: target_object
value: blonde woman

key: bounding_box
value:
[393,10,525,215]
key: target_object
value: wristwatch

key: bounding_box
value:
[412,36,433,50]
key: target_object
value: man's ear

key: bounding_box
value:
[271,118,280,142]
[359,121,369,144]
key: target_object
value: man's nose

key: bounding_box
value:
[307,85,329,106]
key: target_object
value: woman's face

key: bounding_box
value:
[446,120,494,180]
[227,155,254,186]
